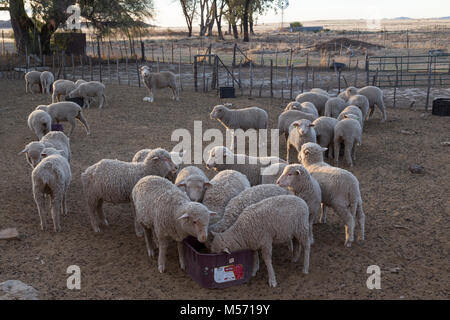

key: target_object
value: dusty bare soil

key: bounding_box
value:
[0,79,449,299]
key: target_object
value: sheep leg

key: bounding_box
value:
[96,199,108,227]
[320,203,327,224]
[286,143,292,164]
[157,237,170,273]
[76,112,91,136]
[292,238,301,263]
[309,216,315,245]
[352,141,357,162]
[356,203,366,241]
[301,233,311,274]
[68,118,76,137]
[130,203,143,237]
[177,241,186,270]
[377,100,387,122]
[50,197,62,232]
[252,250,260,277]
[97,93,104,109]
[62,193,68,216]
[344,141,353,167]
[25,80,29,93]
[334,138,341,166]
[143,227,156,258]
[261,245,277,287]
[87,198,101,232]
[34,190,47,231]
[368,105,375,118]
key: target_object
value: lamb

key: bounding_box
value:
[209,184,289,233]
[27,110,52,139]
[284,101,319,117]
[39,71,54,95]
[261,162,288,185]
[337,105,364,129]
[299,142,365,247]
[25,71,42,94]
[140,66,179,102]
[174,166,211,202]
[210,104,268,149]
[311,116,339,160]
[310,88,329,97]
[19,131,71,168]
[295,92,329,116]
[132,175,215,273]
[202,169,251,224]
[205,146,285,186]
[277,109,317,141]
[36,102,90,136]
[352,86,387,122]
[276,164,322,243]
[132,149,185,182]
[347,94,370,121]
[67,81,106,109]
[286,119,317,163]
[74,79,87,88]
[209,195,311,287]
[337,86,357,101]
[324,97,348,118]
[334,116,362,167]
[31,148,71,232]
[52,79,76,103]
[81,148,178,234]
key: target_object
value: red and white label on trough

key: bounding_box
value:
[214,264,244,283]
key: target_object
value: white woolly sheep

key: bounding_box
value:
[209,184,289,233]
[36,101,90,136]
[276,164,322,242]
[31,149,71,232]
[27,110,52,139]
[209,195,311,287]
[132,149,185,182]
[132,175,215,273]
[52,79,76,103]
[347,94,370,121]
[284,101,319,117]
[261,162,288,185]
[338,86,358,101]
[295,92,329,116]
[324,97,348,118]
[311,116,339,160]
[299,142,365,247]
[202,169,251,224]
[310,88,330,97]
[81,148,178,234]
[25,71,42,94]
[206,146,285,186]
[140,66,179,102]
[19,131,71,168]
[286,119,317,163]
[337,105,364,129]
[346,86,386,122]
[74,79,87,88]
[278,109,318,141]
[175,166,211,202]
[39,71,54,95]
[334,116,362,167]
[68,81,106,109]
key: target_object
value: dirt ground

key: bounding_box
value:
[0,79,449,300]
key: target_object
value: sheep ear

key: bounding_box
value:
[321,147,328,152]
[309,123,315,127]
[18,148,28,155]
[176,182,186,188]
[151,156,160,161]
[223,248,231,254]
[209,211,217,217]
[344,115,348,119]
[210,231,217,237]
[40,152,49,158]
[204,182,213,188]
[178,213,190,220]
[179,150,185,157]
[295,170,301,175]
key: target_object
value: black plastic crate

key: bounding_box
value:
[432,98,450,116]
[183,236,253,289]
[219,86,235,99]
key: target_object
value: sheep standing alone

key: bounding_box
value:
[209,195,311,287]
[334,116,362,167]
[347,94,370,121]
[52,80,76,103]
[174,166,211,202]
[132,149,185,182]
[20,131,71,168]
[284,101,319,117]
[68,81,106,109]
[286,119,317,163]
[39,71,54,95]
[25,71,42,94]
[27,110,52,139]
[202,169,250,223]
[311,116,339,159]
[261,162,288,185]
[31,149,71,232]
[81,148,178,233]
[278,109,318,141]
[36,102,90,136]
[324,97,348,118]
[140,66,179,102]
[209,184,289,233]
[277,164,322,242]
[295,92,329,116]
[206,146,285,186]
[132,175,215,273]
[299,142,365,247]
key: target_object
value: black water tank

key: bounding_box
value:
[220,86,235,98]
[432,98,450,116]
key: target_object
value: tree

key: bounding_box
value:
[3,0,153,54]
[179,0,197,37]
[213,0,226,40]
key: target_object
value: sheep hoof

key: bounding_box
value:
[268,279,277,287]
[158,264,165,273]
[147,249,155,258]
[345,241,353,248]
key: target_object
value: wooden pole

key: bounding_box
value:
[71,54,75,81]
[249,61,253,97]
[137,57,141,87]
[305,53,309,89]
[117,57,120,84]
[354,60,359,87]
[126,55,129,85]
[270,59,273,97]
[290,63,294,100]
[425,55,432,111]
[194,56,198,92]
[89,56,93,81]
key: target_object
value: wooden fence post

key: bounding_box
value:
[290,64,294,100]
[270,59,273,97]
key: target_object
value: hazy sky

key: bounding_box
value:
[0,0,449,26]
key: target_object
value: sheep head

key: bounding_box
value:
[177,202,216,243]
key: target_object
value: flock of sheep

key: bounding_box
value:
[20,67,387,288]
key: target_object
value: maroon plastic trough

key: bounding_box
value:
[183,236,254,289]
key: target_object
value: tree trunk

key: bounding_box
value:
[249,12,255,35]
[232,23,239,39]
[243,0,251,42]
